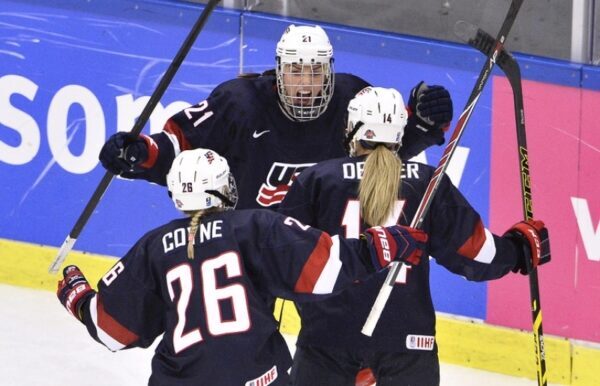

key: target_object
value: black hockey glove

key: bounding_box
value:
[407,81,453,133]
[504,220,551,275]
[362,225,428,270]
[99,132,150,175]
[57,265,95,321]
[400,81,453,160]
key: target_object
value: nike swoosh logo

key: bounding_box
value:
[253,130,271,138]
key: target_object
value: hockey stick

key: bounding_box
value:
[361,0,524,337]
[48,0,222,274]
[458,24,548,386]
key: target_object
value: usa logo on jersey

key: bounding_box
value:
[256,162,314,207]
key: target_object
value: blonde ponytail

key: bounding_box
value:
[186,207,224,259]
[187,211,204,259]
[358,145,402,226]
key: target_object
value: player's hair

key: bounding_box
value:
[186,208,221,259]
[358,144,402,227]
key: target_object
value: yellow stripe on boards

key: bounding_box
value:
[572,343,600,385]
[436,314,571,384]
[0,238,118,291]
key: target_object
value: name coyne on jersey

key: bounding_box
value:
[162,220,223,253]
[343,161,420,180]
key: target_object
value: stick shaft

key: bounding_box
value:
[49,0,222,274]
[362,0,524,336]
[466,27,548,386]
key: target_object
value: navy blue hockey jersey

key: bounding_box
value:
[278,156,522,352]
[78,209,375,385]
[125,74,439,210]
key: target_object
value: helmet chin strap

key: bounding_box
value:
[359,141,399,153]
[344,122,363,154]
[205,189,235,208]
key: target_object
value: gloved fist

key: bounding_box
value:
[57,265,95,321]
[99,132,150,175]
[505,219,551,275]
[363,225,428,270]
[407,81,453,133]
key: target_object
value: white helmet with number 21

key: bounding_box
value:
[276,24,334,121]
[166,148,237,211]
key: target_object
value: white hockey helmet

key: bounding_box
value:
[276,24,335,121]
[166,148,237,211]
[345,87,408,156]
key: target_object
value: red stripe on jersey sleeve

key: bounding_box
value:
[164,119,192,151]
[139,134,158,168]
[294,233,333,293]
[97,296,139,346]
[457,219,486,259]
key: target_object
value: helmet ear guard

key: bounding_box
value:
[344,87,408,156]
[275,24,335,121]
[166,149,238,211]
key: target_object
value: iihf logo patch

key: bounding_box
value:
[244,365,278,386]
[406,334,435,351]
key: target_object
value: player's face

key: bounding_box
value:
[281,63,327,107]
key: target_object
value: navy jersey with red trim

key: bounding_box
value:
[126,74,438,210]
[278,156,522,352]
[78,209,373,385]
[129,73,366,210]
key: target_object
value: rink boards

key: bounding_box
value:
[1,1,599,384]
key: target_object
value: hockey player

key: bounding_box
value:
[278,87,551,386]
[57,148,429,386]
[98,24,453,210]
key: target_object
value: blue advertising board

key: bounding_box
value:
[1,0,241,256]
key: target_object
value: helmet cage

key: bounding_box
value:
[276,25,335,121]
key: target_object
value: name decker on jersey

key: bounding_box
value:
[343,161,421,180]
[256,162,315,207]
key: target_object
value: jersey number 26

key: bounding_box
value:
[166,251,250,354]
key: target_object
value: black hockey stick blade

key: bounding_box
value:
[48,0,222,274]
[454,20,521,100]
[361,0,524,337]
[458,23,549,386]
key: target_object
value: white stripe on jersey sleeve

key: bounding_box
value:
[89,296,126,352]
[164,131,182,158]
[473,228,497,264]
[312,235,343,294]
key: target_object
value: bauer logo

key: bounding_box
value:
[406,334,435,351]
